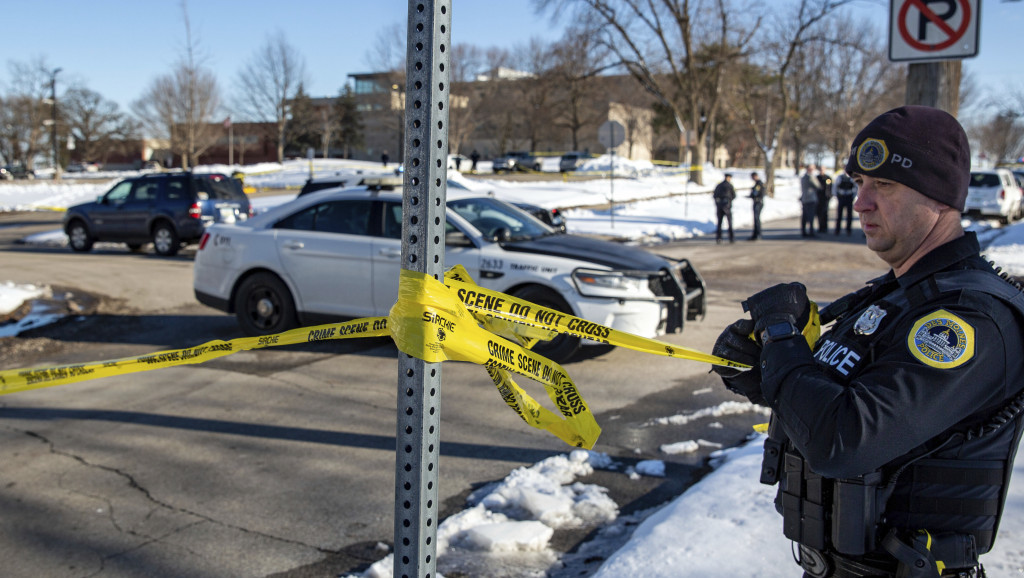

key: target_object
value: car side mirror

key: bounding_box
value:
[97,195,105,204]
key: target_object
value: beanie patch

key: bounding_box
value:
[856,139,889,171]
[844,106,970,211]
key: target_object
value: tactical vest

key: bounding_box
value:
[762,268,1024,560]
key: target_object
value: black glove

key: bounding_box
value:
[711,318,765,405]
[742,282,810,338]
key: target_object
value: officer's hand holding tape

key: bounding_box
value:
[711,318,764,405]
[713,282,820,406]
[743,282,811,341]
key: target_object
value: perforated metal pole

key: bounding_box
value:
[394,1,450,577]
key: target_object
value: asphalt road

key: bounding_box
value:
[0,208,887,577]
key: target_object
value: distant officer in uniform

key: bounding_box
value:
[711,106,1024,577]
[749,171,766,241]
[834,172,858,235]
[816,167,833,235]
[800,165,821,238]
[713,173,736,244]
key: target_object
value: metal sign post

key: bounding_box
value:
[393,2,451,577]
[598,120,625,230]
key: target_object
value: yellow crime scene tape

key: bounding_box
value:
[0,264,777,449]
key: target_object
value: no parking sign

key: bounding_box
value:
[889,0,980,61]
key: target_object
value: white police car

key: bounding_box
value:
[193,180,706,362]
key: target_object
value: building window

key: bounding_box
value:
[353,78,380,95]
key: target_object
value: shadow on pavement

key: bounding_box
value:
[0,406,560,464]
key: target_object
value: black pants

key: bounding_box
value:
[801,202,817,236]
[835,195,854,234]
[751,201,763,239]
[816,195,830,233]
[716,207,734,242]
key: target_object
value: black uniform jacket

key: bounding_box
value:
[759,232,1024,481]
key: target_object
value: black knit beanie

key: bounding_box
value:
[844,106,971,211]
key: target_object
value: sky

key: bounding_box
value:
[2,0,1024,115]
[0,0,567,111]
[1,160,1023,575]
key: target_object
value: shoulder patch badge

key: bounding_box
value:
[906,309,974,369]
[856,138,888,171]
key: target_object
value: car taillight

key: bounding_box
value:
[198,232,210,250]
[999,189,1005,200]
[189,202,202,219]
[248,205,255,217]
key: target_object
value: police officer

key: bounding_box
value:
[833,172,857,235]
[800,165,821,238]
[816,167,833,235]
[749,171,766,241]
[713,173,736,244]
[711,106,1024,577]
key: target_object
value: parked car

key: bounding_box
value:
[492,151,541,173]
[1013,169,1024,192]
[559,152,594,173]
[193,181,706,362]
[2,164,35,180]
[509,203,566,233]
[964,168,1024,224]
[66,162,100,173]
[63,172,253,256]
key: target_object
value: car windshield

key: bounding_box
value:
[447,197,552,241]
[970,173,1000,187]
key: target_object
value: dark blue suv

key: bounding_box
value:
[64,172,252,256]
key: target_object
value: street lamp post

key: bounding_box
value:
[50,67,62,180]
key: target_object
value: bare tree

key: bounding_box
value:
[734,0,856,194]
[543,0,757,184]
[132,5,222,168]
[448,44,489,155]
[549,22,613,152]
[513,38,558,152]
[974,110,1024,165]
[62,86,139,164]
[236,30,307,163]
[0,57,55,170]
[768,13,902,173]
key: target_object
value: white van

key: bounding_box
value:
[964,168,1023,223]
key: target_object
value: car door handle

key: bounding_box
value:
[284,240,305,250]
[378,248,402,258]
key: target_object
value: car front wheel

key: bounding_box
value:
[152,222,180,256]
[512,285,581,364]
[234,273,298,336]
[66,220,94,252]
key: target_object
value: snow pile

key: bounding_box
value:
[650,400,772,427]
[592,435,793,578]
[0,282,47,316]
[352,449,621,578]
[0,282,61,338]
